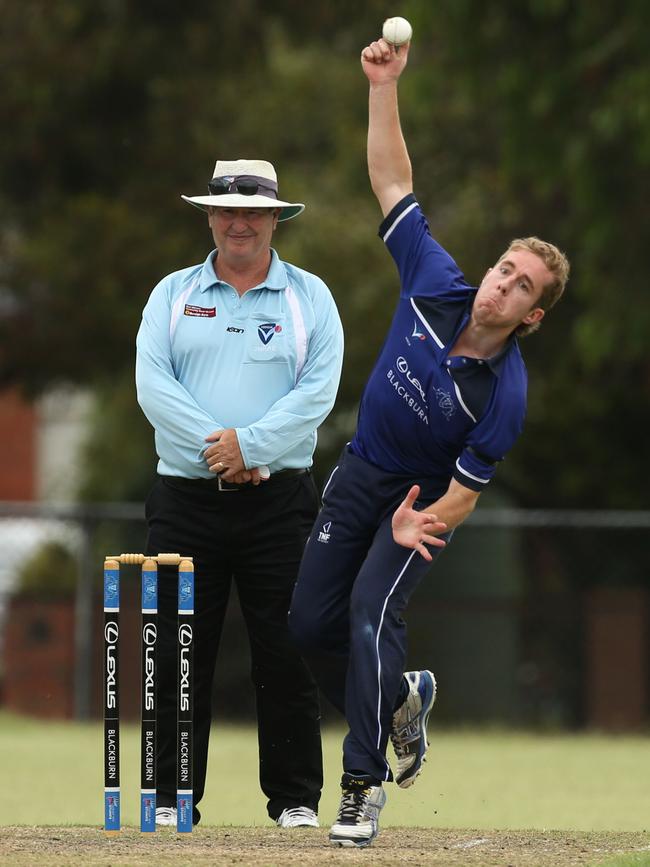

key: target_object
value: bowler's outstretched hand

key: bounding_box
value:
[361,37,410,83]
[392,485,447,561]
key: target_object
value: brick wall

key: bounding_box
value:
[0,389,36,500]
[2,595,76,718]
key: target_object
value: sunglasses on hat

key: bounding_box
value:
[208,175,278,198]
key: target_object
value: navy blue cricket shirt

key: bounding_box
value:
[350,195,528,496]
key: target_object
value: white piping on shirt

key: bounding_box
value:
[169,277,200,340]
[284,284,307,383]
[448,371,477,423]
[411,298,445,349]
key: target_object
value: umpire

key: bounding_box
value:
[135,158,344,828]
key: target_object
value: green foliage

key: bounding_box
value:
[16,540,77,596]
[1,0,648,507]
[76,373,156,502]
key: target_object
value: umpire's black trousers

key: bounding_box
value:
[145,471,323,823]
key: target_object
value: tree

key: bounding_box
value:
[1,0,648,507]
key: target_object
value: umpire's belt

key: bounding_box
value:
[162,468,308,492]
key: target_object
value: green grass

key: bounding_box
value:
[596,857,650,867]
[1,712,649,830]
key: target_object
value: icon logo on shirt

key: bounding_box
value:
[258,323,282,344]
[317,521,332,544]
[184,304,216,317]
[226,326,244,334]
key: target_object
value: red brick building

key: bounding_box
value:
[0,388,36,501]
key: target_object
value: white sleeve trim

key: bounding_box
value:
[455,458,489,484]
[382,201,418,242]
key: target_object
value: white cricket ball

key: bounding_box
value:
[258,465,270,480]
[382,16,413,47]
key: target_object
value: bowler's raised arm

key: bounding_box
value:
[361,37,413,216]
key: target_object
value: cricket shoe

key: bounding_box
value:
[276,806,319,828]
[329,773,386,848]
[391,669,437,788]
[155,806,177,826]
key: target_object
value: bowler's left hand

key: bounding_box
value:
[205,428,245,480]
[392,485,447,561]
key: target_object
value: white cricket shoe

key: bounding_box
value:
[329,773,386,848]
[276,806,319,827]
[391,669,437,788]
[155,806,177,826]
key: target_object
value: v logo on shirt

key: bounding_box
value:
[258,323,278,345]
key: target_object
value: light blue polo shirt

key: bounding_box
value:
[136,248,344,478]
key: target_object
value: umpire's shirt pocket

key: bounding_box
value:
[242,317,294,397]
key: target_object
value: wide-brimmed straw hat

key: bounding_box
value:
[181,159,304,222]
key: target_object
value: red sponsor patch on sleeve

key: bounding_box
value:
[184,304,216,318]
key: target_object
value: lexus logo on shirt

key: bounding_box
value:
[396,357,427,402]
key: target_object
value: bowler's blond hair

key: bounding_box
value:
[501,237,570,337]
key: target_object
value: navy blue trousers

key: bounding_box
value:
[289,447,448,783]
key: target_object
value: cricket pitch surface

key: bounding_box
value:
[2,826,649,866]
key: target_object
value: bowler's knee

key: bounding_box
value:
[288,604,331,654]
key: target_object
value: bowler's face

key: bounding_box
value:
[208,207,279,268]
[474,249,550,331]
